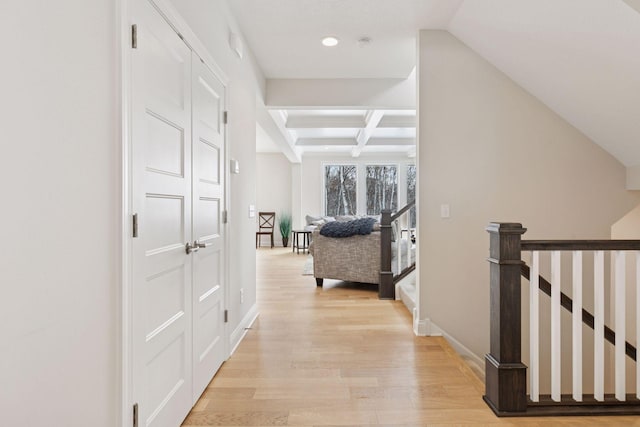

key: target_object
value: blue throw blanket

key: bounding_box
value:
[319,217,376,238]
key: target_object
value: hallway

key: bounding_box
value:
[182,247,637,426]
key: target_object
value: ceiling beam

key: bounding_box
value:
[286,115,366,129]
[296,138,357,146]
[377,115,416,128]
[352,110,384,158]
[367,137,416,146]
[266,72,416,109]
[260,108,301,163]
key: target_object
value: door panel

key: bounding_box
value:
[191,56,226,402]
[132,0,193,425]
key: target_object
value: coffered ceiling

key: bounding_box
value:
[234,0,640,168]
[268,109,416,157]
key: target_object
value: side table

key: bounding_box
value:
[292,230,312,254]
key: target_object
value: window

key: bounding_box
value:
[324,165,357,216]
[366,165,397,215]
[407,165,416,228]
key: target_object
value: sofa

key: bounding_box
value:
[309,225,381,287]
[309,216,416,288]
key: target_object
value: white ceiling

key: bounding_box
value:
[236,0,640,167]
[228,0,463,79]
[448,0,640,167]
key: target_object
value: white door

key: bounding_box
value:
[191,56,227,402]
[131,0,193,425]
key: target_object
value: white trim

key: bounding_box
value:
[119,0,132,425]
[411,315,485,376]
[223,75,231,365]
[412,313,433,337]
[120,0,232,424]
[229,304,259,356]
[429,321,486,376]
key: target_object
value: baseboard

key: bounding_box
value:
[429,320,485,374]
[229,304,259,357]
[412,310,436,337]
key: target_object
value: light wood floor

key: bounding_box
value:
[182,247,639,426]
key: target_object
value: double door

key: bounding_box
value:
[131,0,227,425]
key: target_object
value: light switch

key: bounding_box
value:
[440,204,450,219]
[248,204,255,218]
[230,159,240,174]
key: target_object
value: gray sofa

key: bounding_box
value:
[309,225,381,287]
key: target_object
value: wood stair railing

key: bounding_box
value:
[485,222,640,417]
[379,200,416,299]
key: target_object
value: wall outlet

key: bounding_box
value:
[440,204,450,219]
[240,288,244,304]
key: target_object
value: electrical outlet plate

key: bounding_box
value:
[440,204,450,219]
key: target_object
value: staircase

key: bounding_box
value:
[485,222,640,416]
[379,200,416,299]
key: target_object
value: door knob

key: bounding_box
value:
[185,242,199,254]
[194,241,206,249]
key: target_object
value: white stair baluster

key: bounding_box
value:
[551,250,561,402]
[614,250,626,401]
[594,250,605,402]
[395,221,401,275]
[530,251,540,402]
[572,251,583,402]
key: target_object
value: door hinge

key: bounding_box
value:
[223,111,228,124]
[224,310,228,323]
[131,24,137,49]
[222,210,228,224]
[132,213,139,238]
[133,403,138,427]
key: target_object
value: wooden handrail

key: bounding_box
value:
[522,240,640,251]
[390,199,415,222]
[379,200,417,300]
[486,222,640,416]
[521,264,637,362]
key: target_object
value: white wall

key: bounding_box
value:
[628,165,640,190]
[299,153,415,227]
[1,0,266,425]
[417,30,640,364]
[0,1,118,425]
[168,0,264,347]
[256,153,292,246]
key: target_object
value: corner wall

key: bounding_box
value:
[256,153,292,246]
[417,30,639,360]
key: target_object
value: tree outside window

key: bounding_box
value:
[366,165,397,215]
[324,165,357,216]
[407,165,416,228]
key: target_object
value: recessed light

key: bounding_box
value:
[321,36,339,47]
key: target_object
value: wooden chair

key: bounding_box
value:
[256,212,275,248]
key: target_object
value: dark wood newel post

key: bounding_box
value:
[484,222,528,415]
[379,210,394,299]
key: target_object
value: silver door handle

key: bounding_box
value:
[185,242,199,254]
[194,241,210,249]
